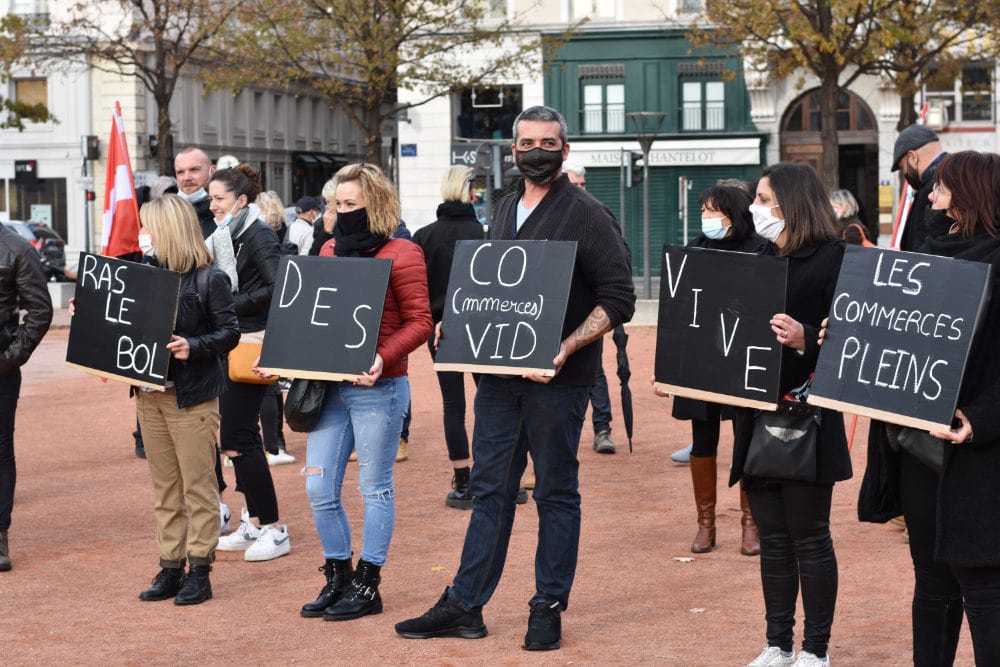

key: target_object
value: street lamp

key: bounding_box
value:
[627,111,666,299]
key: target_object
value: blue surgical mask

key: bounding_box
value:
[701,216,729,240]
[179,187,207,204]
[216,202,240,228]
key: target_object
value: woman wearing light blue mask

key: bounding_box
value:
[667,183,769,559]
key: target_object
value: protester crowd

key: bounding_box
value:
[5,107,1000,666]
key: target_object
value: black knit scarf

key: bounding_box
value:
[332,208,389,257]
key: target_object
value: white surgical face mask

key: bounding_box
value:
[180,187,207,204]
[138,232,155,257]
[701,216,729,240]
[749,203,785,241]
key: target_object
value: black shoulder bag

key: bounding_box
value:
[744,376,821,482]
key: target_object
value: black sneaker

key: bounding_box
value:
[395,588,487,639]
[524,600,561,650]
[516,487,529,504]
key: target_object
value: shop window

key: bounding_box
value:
[455,85,522,140]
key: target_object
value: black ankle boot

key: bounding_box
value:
[138,565,185,601]
[301,557,353,618]
[323,558,382,621]
[445,466,473,510]
[174,564,213,605]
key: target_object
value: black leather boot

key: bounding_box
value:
[445,466,473,510]
[138,565,185,601]
[301,557,353,618]
[174,563,213,605]
[323,558,382,621]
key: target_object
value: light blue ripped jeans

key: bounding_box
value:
[304,376,408,565]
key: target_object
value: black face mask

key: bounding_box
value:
[335,207,369,236]
[515,147,563,185]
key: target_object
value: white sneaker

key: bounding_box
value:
[267,449,296,465]
[217,508,261,551]
[244,524,291,562]
[219,502,232,534]
[793,651,829,666]
[223,455,233,468]
[746,646,796,667]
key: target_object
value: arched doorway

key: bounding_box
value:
[780,89,880,241]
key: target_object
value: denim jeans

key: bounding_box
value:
[747,482,838,658]
[304,376,408,566]
[0,370,21,531]
[588,362,612,435]
[450,375,589,611]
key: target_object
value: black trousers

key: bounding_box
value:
[746,481,837,657]
[220,379,279,525]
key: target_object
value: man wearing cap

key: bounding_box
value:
[288,196,320,255]
[892,124,946,252]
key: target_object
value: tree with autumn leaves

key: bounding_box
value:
[692,0,1000,190]
[201,0,568,168]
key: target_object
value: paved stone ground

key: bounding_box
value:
[0,322,973,665]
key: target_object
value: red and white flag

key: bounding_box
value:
[100,101,141,257]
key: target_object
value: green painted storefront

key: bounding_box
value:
[545,28,767,279]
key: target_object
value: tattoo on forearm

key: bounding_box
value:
[572,306,610,349]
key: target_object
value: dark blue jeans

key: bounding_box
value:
[0,370,21,531]
[588,364,612,435]
[450,375,589,611]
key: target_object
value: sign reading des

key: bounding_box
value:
[809,245,992,432]
[257,255,391,382]
[653,245,788,410]
[66,253,179,389]
[434,240,576,376]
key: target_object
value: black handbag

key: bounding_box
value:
[745,375,822,482]
[885,424,944,474]
[284,379,327,433]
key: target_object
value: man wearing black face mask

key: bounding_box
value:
[397,105,636,650]
[891,124,947,252]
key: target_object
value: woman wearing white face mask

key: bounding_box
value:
[736,162,850,667]
[666,183,768,557]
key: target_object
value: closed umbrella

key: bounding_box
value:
[612,324,633,452]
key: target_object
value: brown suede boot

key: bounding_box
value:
[689,455,717,553]
[739,485,761,556]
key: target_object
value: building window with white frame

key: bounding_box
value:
[455,84,522,140]
[571,0,616,21]
[681,81,725,131]
[925,60,993,125]
[582,82,625,134]
[472,0,507,19]
[676,0,701,14]
[13,78,47,108]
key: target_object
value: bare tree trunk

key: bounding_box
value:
[156,98,173,176]
[898,91,918,130]
[818,82,840,192]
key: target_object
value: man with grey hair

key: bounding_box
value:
[397,105,635,650]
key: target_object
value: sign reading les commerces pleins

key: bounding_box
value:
[434,240,576,375]
[809,245,991,432]
[66,252,179,390]
[654,245,788,410]
[257,255,391,381]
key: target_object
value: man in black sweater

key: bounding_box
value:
[892,124,947,252]
[396,106,636,650]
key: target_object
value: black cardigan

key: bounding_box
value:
[491,175,636,387]
[729,240,852,487]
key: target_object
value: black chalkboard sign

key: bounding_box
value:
[653,245,788,410]
[257,255,391,381]
[66,252,180,389]
[809,245,991,431]
[434,240,577,375]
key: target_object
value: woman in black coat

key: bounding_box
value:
[667,183,766,556]
[858,151,1000,665]
[413,165,485,509]
[735,163,850,667]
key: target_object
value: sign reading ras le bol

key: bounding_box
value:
[809,245,991,432]
[434,240,576,376]
[653,245,788,409]
[66,253,180,389]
